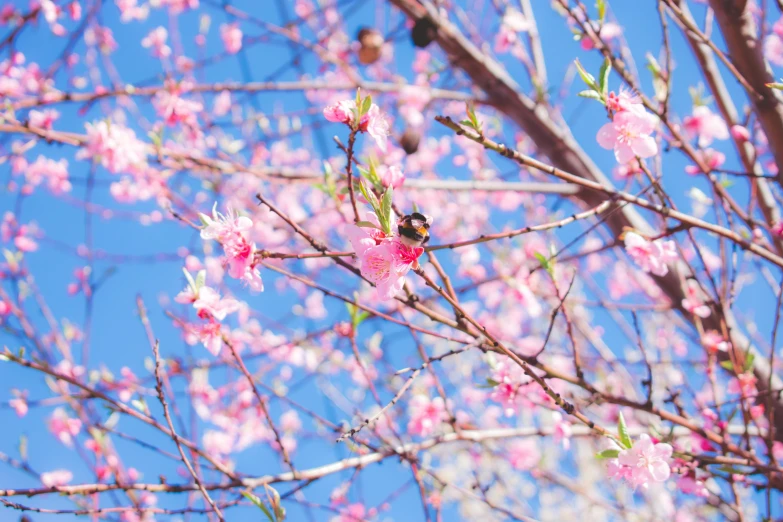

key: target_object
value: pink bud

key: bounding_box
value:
[730,124,750,142]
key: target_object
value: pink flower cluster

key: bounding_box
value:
[141,27,171,58]
[221,23,243,54]
[347,213,423,300]
[607,434,673,489]
[323,100,390,152]
[623,231,677,277]
[199,205,263,291]
[597,90,658,164]
[407,395,449,437]
[176,281,240,356]
[683,105,728,147]
[78,120,147,174]
[682,279,711,318]
[25,155,71,194]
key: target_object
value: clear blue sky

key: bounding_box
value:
[0,0,777,520]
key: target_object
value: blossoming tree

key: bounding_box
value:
[2,0,783,520]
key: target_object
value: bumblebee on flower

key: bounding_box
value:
[346,191,431,300]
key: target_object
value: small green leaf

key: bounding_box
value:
[380,185,394,236]
[744,351,755,372]
[596,448,620,459]
[361,94,372,116]
[577,90,603,101]
[355,220,379,229]
[767,82,783,91]
[460,119,474,127]
[358,179,380,214]
[574,59,598,90]
[617,412,633,449]
[534,252,552,276]
[182,269,197,295]
[242,491,276,522]
[598,57,612,95]
[720,360,735,372]
[597,0,606,24]
[194,270,206,292]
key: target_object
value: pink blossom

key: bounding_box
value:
[78,121,147,174]
[772,221,783,237]
[623,231,677,277]
[2,212,38,252]
[213,90,232,117]
[141,27,171,58]
[552,411,572,450]
[683,106,729,147]
[49,407,82,446]
[26,155,71,194]
[380,165,405,188]
[356,238,422,300]
[605,88,643,113]
[67,2,82,20]
[41,469,73,487]
[766,33,783,66]
[221,23,243,54]
[115,0,149,21]
[195,320,224,356]
[87,26,118,54]
[323,99,390,151]
[730,124,751,142]
[29,108,59,129]
[407,395,448,436]
[365,104,390,152]
[597,110,658,163]
[495,9,530,53]
[677,473,709,497]
[580,22,622,51]
[360,241,406,300]
[682,279,711,318]
[685,149,725,175]
[702,330,730,354]
[193,286,240,321]
[199,206,262,291]
[9,396,27,417]
[153,88,203,127]
[617,434,673,489]
[508,439,539,470]
[323,100,356,124]
[729,372,758,397]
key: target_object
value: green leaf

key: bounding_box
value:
[574,59,598,90]
[719,360,735,372]
[743,351,755,373]
[355,220,379,229]
[358,179,380,214]
[354,311,370,326]
[595,448,620,459]
[767,82,783,91]
[597,0,606,24]
[361,94,372,116]
[242,491,276,522]
[380,185,394,236]
[617,412,633,449]
[534,252,552,276]
[194,270,206,292]
[577,90,603,101]
[598,57,612,95]
[460,119,474,127]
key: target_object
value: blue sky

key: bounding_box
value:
[0,0,780,520]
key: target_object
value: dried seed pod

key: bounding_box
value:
[411,18,437,48]
[400,127,421,155]
[357,27,384,65]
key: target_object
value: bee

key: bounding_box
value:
[398,212,433,248]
